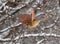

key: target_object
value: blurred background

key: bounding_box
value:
[0,0,60,44]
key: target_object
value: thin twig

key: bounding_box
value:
[0,23,22,32]
[36,39,44,44]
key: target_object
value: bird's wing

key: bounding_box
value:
[20,14,31,25]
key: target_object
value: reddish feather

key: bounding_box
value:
[20,14,31,25]
[20,8,35,25]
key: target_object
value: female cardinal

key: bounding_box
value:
[20,8,48,28]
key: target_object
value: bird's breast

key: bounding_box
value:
[27,20,40,28]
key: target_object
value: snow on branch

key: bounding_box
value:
[20,33,60,38]
[36,39,44,44]
[0,33,60,41]
[41,23,55,30]
[0,38,11,41]
[0,23,22,32]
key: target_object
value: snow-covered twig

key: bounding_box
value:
[20,33,60,38]
[0,23,22,32]
[0,1,8,9]
[8,4,26,15]
[1,33,60,41]
[0,38,11,41]
[36,39,44,44]
[14,33,60,40]
[41,23,55,30]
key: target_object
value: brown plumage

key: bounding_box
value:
[20,14,31,25]
[20,8,48,28]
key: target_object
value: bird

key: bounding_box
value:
[20,8,48,28]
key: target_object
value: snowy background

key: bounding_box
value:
[0,0,60,44]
